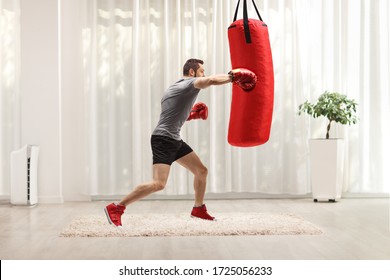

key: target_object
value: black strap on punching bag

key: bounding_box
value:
[233,0,264,44]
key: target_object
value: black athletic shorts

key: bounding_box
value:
[151,135,193,165]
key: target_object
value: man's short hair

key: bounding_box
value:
[183,58,204,76]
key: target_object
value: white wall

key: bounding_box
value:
[19,0,87,203]
[20,0,62,203]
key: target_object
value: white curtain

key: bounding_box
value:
[81,0,390,197]
[0,0,19,197]
[0,0,388,200]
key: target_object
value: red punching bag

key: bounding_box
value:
[228,0,274,147]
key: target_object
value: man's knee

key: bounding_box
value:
[152,181,166,192]
[196,166,208,178]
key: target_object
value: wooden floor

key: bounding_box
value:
[0,198,389,260]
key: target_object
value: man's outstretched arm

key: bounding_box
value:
[193,74,232,89]
[193,69,257,90]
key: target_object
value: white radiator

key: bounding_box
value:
[10,145,40,206]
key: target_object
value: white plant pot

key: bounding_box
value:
[309,139,344,202]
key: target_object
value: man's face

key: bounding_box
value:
[195,63,205,77]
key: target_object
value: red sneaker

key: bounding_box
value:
[191,204,216,221]
[104,203,126,226]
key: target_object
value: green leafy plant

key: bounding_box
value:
[298,91,358,139]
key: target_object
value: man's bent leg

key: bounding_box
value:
[119,163,171,206]
[104,164,170,226]
[176,152,208,207]
[105,164,170,226]
[177,152,215,221]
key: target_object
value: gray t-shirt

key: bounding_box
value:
[152,78,200,140]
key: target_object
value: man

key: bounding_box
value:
[104,58,256,226]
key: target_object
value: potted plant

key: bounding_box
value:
[298,91,358,202]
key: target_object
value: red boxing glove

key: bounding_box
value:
[229,68,257,91]
[187,102,208,121]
